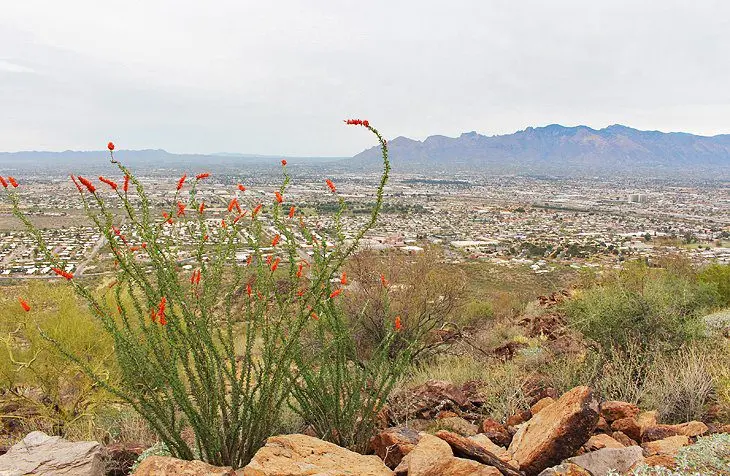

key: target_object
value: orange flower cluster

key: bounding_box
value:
[228,197,241,213]
[288,205,296,218]
[107,141,115,151]
[325,179,336,193]
[274,191,283,203]
[99,176,118,190]
[196,172,210,180]
[77,176,96,193]
[345,119,370,128]
[380,273,389,287]
[329,288,342,299]
[281,159,287,166]
[271,234,281,247]
[52,267,74,280]
[199,201,205,214]
[0,176,7,188]
[340,272,347,285]
[190,269,202,285]
[162,212,173,224]
[7,177,18,188]
[253,203,262,216]
[394,315,402,331]
[177,174,187,190]
[233,211,247,224]
[238,184,246,192]
[18,297,31,312]
[270,257,281,272]
[177,202,186,217]
[123,175,130,192]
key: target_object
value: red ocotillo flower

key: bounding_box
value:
[246,282,252,297]
[233,211,247,224]
[344,119,370,127]
[203,234,209,241]
[274,191,283,203]
[296,262,304,278]
[238,184,246,192]
[157,296,167,323]
[18,297,31,312]
[341,272,347,285]
[221,219,227,228]
[159,313,168,326]
[177,174,187,190]
[246,255,253,266]
[162,212,173,224]
[111,226,127,244]
[199,201,205,214]
[52,267,73,280]
[253,203,262,216]
[380,273,389,287]
[195,172,210,180]
[7,176,18,188]
[99,176,118,190]
[150,308,157,323]
[176,201,186,217]
[325,179,336,193]
[281,159,287,166]
[394,315,402,331]
[228,197,240,213]
[77,176,96,193]
[329,288,342,299]
[271,234,280,247]
[107,141,115,151]
[123,175,130,192]
[0,176,7,188]
[288,205,296,218]
[270,257,281,272]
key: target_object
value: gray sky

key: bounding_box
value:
[2,1,730,156]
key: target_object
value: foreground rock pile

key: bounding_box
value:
[0,384,727,475]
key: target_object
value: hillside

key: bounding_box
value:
[351,124,730,177]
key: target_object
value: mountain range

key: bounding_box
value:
[351,124,730,177]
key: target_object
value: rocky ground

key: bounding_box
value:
[0,384,727,476]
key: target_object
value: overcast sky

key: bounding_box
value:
[2,1,730,156]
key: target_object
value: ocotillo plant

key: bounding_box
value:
[2,119,390,467]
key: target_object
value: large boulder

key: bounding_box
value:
[584,434,624,451]
[0,431,104,476]
[599,401,640,423]
[369,427,420,469]
[610,417,641,442]
[642,435,690,457]
[508,386,599,476]
[394,433,500,476]
[242,434,393,476]
[567,447,644,476]
[132,456,235,475]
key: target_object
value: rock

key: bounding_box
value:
[440,458,502,476]
[468,434,511,463]
[527,387,559,407]
[642,435,690,456]
[611,431,638,447]
[242,434,393,476]
[636,411,658,430]
[599,401,640,423]
[642,454,676,469]
[437,417,479,436]
[584,434,624,451]
[105,442,147,476]
[480,419,512,447]
[641,425,680,442]
[537,463,591,475]
[435,431,522,476]
[133,456,235,475]
[610,417,641,442]
[508,386,599,476]
[506,410,532,428]
[369,427,421,469]
[392,380,472,420]
[0,431,104,476]
[530,398,555,415]
[595,416,611,433]
[671,421,709,437]
[567,446,644,476]
[393,433,450,476]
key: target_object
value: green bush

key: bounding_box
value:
[699,263,730,307]
[565,262,718,351]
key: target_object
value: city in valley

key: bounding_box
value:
[1,167,728,281]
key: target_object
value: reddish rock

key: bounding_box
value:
[595,416,611,433]
[584,433,624,451]
[481,419,512,447]
[468,434,511,463]
[612,431,639,447]
[599,401,640,423]
[527,387,559,407]
[670,421,709,437]
[395,433,500,476]
[506,410,532,427]
[642,435,690,456]
[641,424,680,442]
[508,386,599,476]
[642,454,677,469]
[611,417,641,442]
[436,410,459,419]
[369,427,421,469]
[105,443,147,476]
[133,456,235,475]
[530,397,556,415]
[391,380,473,420]
[636,411,658,431]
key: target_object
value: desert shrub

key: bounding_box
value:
[462,300,495,326]
[0,282,116,438]
[344,248,465,360]
[1,120,395,467]
[643,346,721,423]
[699,263,730,306]
[565,262,718,351]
